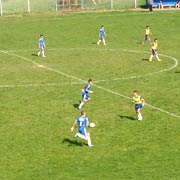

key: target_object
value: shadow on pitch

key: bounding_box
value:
[175,71,180,73]
[73,103,79,109]
[118,115,136,121]
[142,58,149,61]
[62,138,85,146]
[31,53,38,56]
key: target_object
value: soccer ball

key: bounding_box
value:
[89,122,96,128]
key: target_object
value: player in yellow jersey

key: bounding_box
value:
[149,38,161,62]
[132,90,145,121]
[142,25,152,44]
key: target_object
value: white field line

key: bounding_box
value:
[0,50,87,84]
[95,85,180,118]
[0,82,84,88]
[93,49,178,82]
[0,49,179,118]
[4,48,178,83]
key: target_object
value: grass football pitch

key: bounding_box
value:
[0,10,180,180]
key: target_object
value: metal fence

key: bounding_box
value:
[0,0,140,15]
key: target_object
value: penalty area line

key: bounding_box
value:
[0,50,179,118]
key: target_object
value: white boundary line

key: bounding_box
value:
[3,48,178,83]
[0,82,84,88]
[0,49,179,118]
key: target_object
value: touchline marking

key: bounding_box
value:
[95,84,180,118]
[4,48,178,82]
[0,50,179,118]
[0,50,87,84]
[0,82,84,89]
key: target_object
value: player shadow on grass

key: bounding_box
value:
[73,103,79,109]
[141,58,149,61]
[31,53,38,56]
[62,138,86,146]
[118,115,136,121]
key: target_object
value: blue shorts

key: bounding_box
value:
[79,128,88,136]
[40,46,45,50]
[82,92,90,101]
[135,104,142,111]
[100,35,105,40]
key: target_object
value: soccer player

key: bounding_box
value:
[175,1,180,8]
[149,38,161,62]
[71,110,93,147]
[97,25,106,46]
[158,0,163,9]
[132,90,145,121]
[37,34,46,57]
[78,79,93,110]
[142,25,152,44]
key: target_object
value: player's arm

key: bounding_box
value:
[87,89,93,93]
[141,97,145,106]
[86,118,90,127]
[85,87,93,93]
[71,120,77,132]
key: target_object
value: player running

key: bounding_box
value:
[37,34,46,57]
[71,110,94,147]
[142,25,152,44]
[97,25,106,46]
[132,90,145,121]
[149,38,161,62]
[78,79,93,110]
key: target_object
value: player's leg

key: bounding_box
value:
[137,109,142,120]
[143,35,147,44]
[85,131,93,147]
[37,47,42,56]
[92,0,96,5]
[135,105,142,120]
[79,93,86,109]
[149,50,154,61]
[42,47,46,57]
[97,36,103,45]
[77,129,93,146]
[155,51,161,61]
[97,38,101,45]
[147,36,151,44]
[74,132,86,139]
[102,37,106,45]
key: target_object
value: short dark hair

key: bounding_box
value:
[88,79,92,83]
[81,110,86,115]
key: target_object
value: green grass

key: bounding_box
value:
[0,10,180,180]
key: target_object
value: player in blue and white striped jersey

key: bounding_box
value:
[37,34,46,57]
[78,79,93,110]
